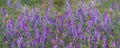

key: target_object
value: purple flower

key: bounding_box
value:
[34,28,40,38]
[25,33,32,40]
[103,37,108,48]
[66,0,72,18]
[78,8,84,23]
[112,42,115,47]
[9,17,14,31]
[74,30,79,38]
[60,15,64,27]
[92,8,100,23]
[32,6,35,13]
[59,39,64,45]
[21,6,29,15]
[87,9,99,27]
[45,7,51,24]
[67,0,72,9]
[53,45,58,48]
[17,14,24,30]
[17,36,23,48]
[33,15,39,28]
[103,11,109,25]
[78,22,82,32]
[25,41,30,48]
[81,0,86,8]
[18,15,29,32]
[7,0,14,8]
[110,2,116,11]
[10,42,16,48]
[67,20,75,38]
[5,20,9,31]
[66,42,72,48]
[30,39,37,47]
[45,7,50,15]
[22,21,30,32]
[49,0,53,7]
[117,5,120,11]
[87,19,94,28]
[88,0,96,7]
[15,2,21,11]
[1,8,8,16]
[94,29,100,47]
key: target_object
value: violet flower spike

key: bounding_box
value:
[10,42,16,48]
[45,7,50,24]
[49,0,53,7]
[53,45,58,48]
[78,8,84,23]
[5,21,9,31]
[94,29,100,47]
[32,6,35,13]
[103,11,109,25]
[34,28,40,38]
[7,0,14,8]
[66,42,72,48]
[103,37,108,48]
[82,0,86,8]
[1,8,8,16]
[17,15,24,30]
[31,39,37,47]
[9,17,14,31]
[112,42,115,47]
[22,21,29,32]
[33,15,39,28]
[87,19,94,28]
[91,0,96,7]
[52,37,58,48]
[66,0,72,18]
[110,2,116,11]
[16,2,21,11]
[17,36,23,48]
[60,16,64,28]
[78,22,83,32]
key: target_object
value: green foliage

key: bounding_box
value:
[20,0,42,6]
[53,0,65,12]
[46,41,52,48]
[0,0,7,7]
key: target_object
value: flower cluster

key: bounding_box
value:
[0,0,120,48]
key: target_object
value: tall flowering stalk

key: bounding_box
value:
[66,0,72,18]
[94,29,100,48]
[32,15,40,28]
[9,16,14,31]
[17,14,24,30]
[1,8,8,16]
[17,35,23,48]
[45,7,51,24]
[15,2,21,11]
[78,8,84,23]
[103,11,109,25]
[103,37,108,48]
[7,0,14,8]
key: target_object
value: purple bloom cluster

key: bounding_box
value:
[0,0,120,48]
